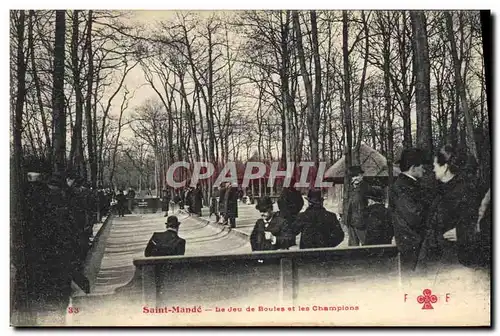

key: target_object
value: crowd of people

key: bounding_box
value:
[15,144,490,324]
[246,145,491,278]
[390,146,491,275]
[16,168,116,324]
[149,144,491,278]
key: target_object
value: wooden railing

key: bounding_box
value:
[115,245,400,308]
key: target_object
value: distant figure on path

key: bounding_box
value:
[115,190,126,217]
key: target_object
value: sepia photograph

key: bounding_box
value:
[9,8,492,327]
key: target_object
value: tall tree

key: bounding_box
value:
[85,10,96,187]
[410,11,433,152]
[445,11,478,159]
[51,10,67,174]
[342,11,353,220]
[310,10,322,166]
[69,10,85,176]
[12,9,32,324]
[355,10,370,162]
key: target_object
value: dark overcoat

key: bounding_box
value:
[218,187,226,216]
[363,203,393,245]
[224,186,238,218]
[277,188,304,222]
[191,188,203,214]
[145,230,186,257]
[282,205,344,249]
[346,179,370,229]
[389,173,429,270]
[250,214,288,251]
[417,174,482,269]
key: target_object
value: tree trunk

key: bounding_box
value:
[355,10,369,162]
[400,11,412,148]
[52,10,67,175]
[382,13,395,192]
[293,11,318,167]
[12,10,32,323]
[410,11,433,152]
[109,91,128,185]
[28,10,51,156]
[69,10,84,176]
[85,10,96,187]
[445,11,478,159]
[311,10,322,167]
[342,11,353,222]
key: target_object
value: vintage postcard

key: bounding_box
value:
[10,9,491,327]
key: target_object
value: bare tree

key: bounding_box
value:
[51,10,67,174]
[445,11,478,159]
[342,11,354,219]
[410,11,433,152]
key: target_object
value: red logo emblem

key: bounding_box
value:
[417,289,438,309]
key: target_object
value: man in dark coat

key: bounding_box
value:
[224,182,239,228]
[277,177,304,223]
[363,186,393,246]
[127,188,136,213]
[218,183,227,222]
[144,216,186,257]
[250,196,288,251]
[97,188,106,222]
[282,189,344,249]
[162,188,171,217]
[210,188,220,222]
[346,166,371,246]
[23,170,51,322]
[66,173,89,269]
[30,172,77,324]
[185,187,193,213]
[115,190,126,217]
[192,184,203,216]
[389,148,428,273]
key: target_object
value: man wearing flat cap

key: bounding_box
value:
[282,189,344,249]
[144,216,186,257]
[346,165,371,246]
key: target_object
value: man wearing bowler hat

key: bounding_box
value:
[346,165,370,246]
[250,196,288,251]
[144,216,186,257]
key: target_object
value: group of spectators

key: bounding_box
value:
[113,188,136,217]
[211,182,240,228]
[16,169,115,324]
[161,186,204,217]
[250,182,345,251]
[389,146,490,275]
[248,145,491,278]
[144,144,491,284]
